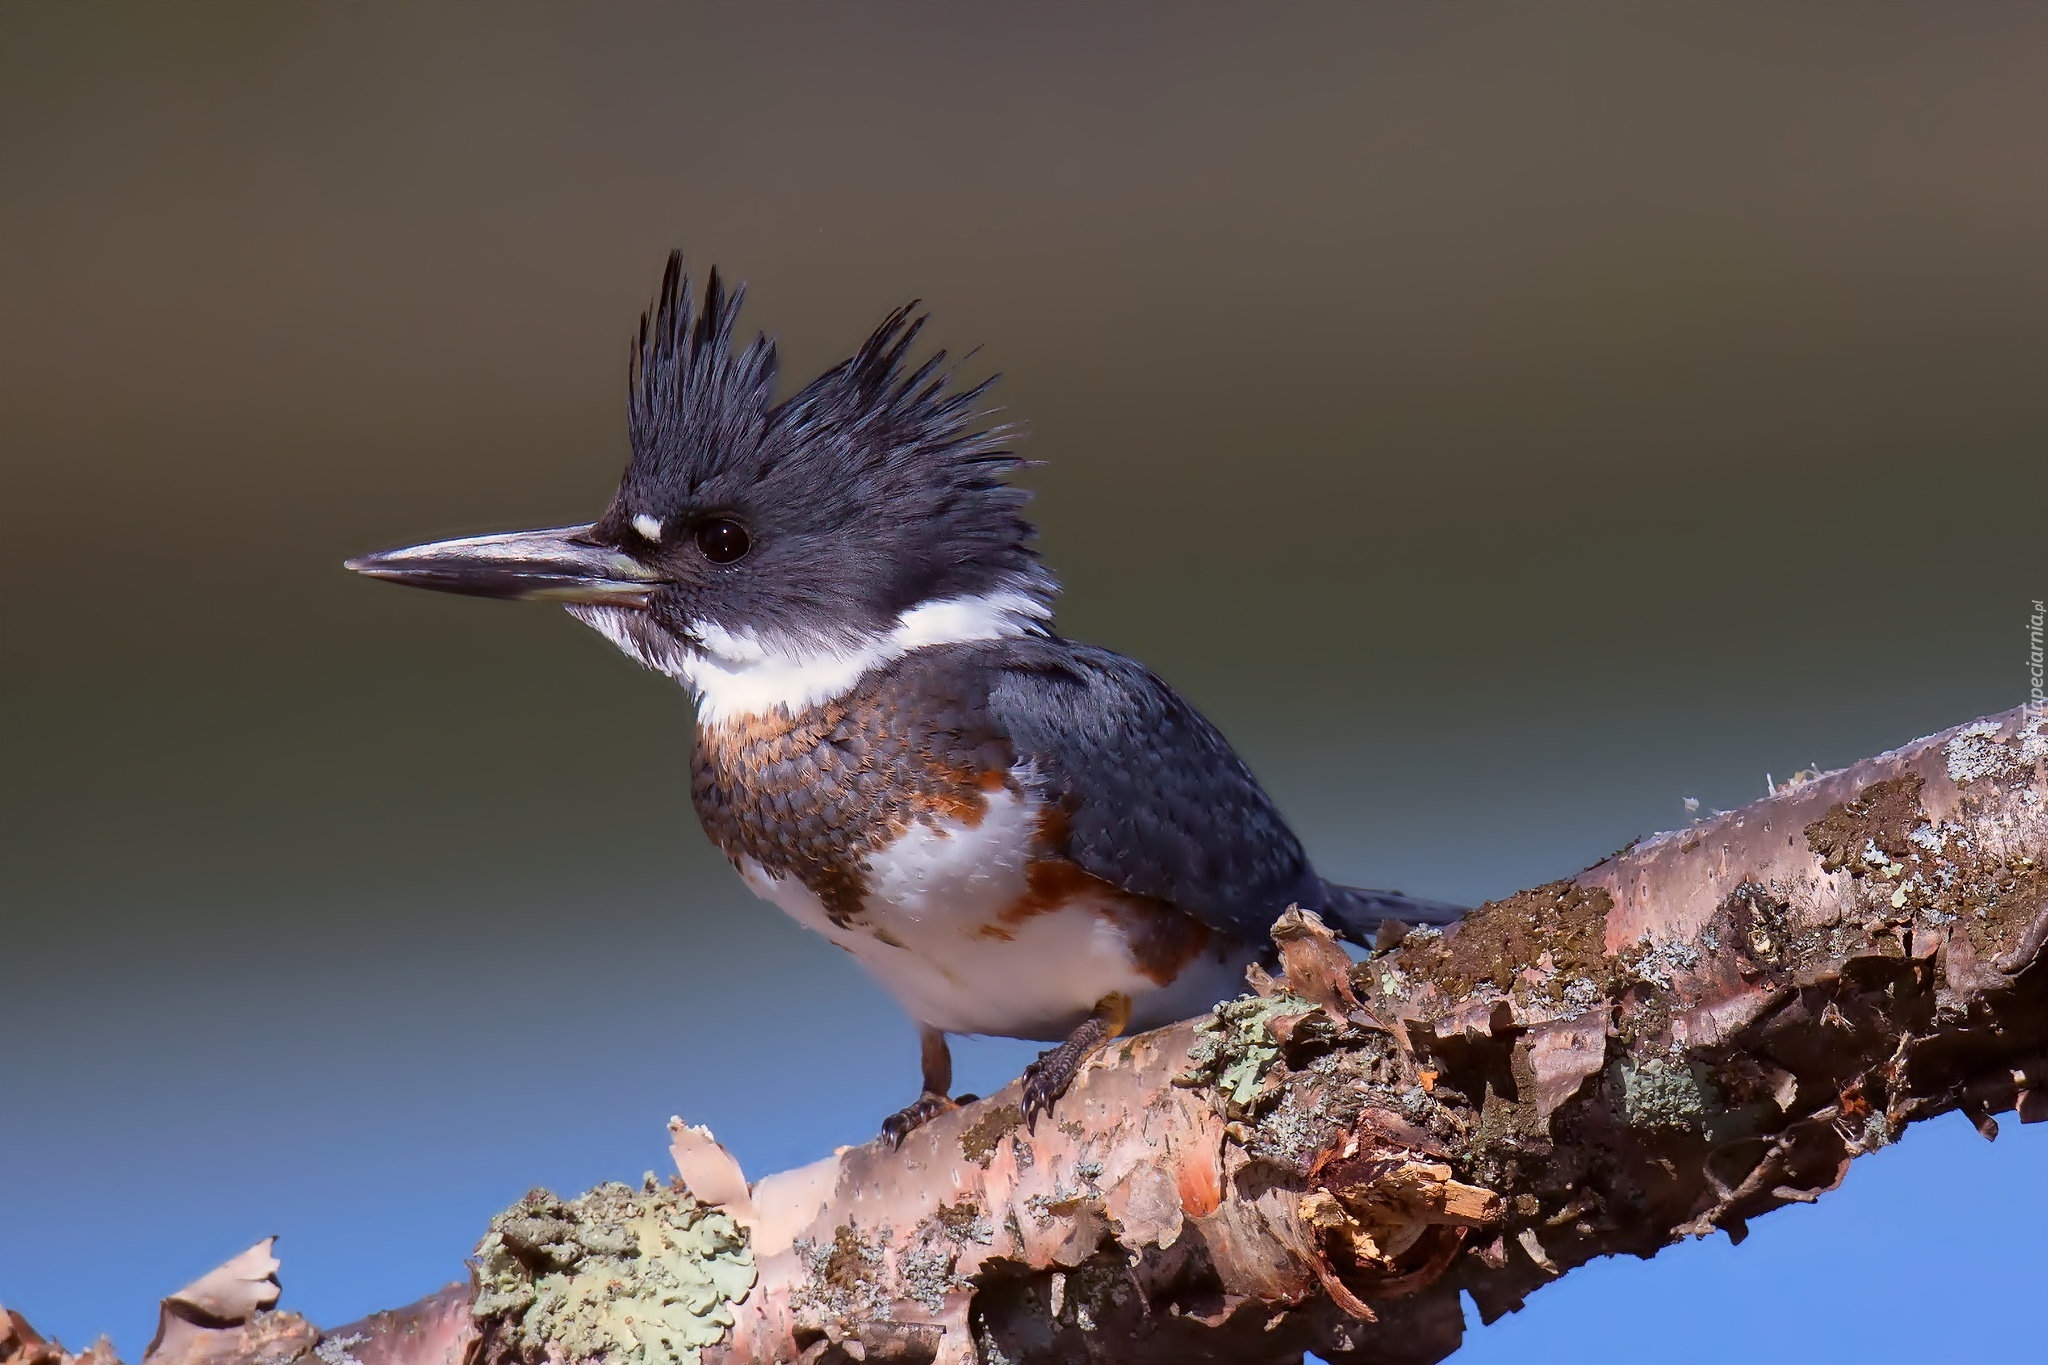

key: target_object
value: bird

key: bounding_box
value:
[347,252,1462,1144]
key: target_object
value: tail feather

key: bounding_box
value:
[1319,881,1466,945]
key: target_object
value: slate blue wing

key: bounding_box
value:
[980,639,1332,943]
[979,638,1465,944]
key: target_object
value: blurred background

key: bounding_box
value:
[3,5,2045,1362]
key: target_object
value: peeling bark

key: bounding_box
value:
[11,708,2048,1365]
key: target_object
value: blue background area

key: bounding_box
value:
[4,6,2045,1361]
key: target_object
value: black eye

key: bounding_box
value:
[695,518,751,564]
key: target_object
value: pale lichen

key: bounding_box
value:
[472,1180,755,1365]
[1561,974,1605,1013]
[1856,1109,1896,1152]
[1177,992,1318,1110]
[312,1333,366,1365]
[1621,935,1701,991]
[1375,963,1415,1000]
[2019,715,2048,765]
[792,1222,897,1327]
[1909,821,1949,855]
[1616,1056,1720,1134]
[1946,720,2018,785]
[897,1236,964,1315]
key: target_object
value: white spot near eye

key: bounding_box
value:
[631,513,664,543]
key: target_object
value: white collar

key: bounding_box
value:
[576,588,1051,725]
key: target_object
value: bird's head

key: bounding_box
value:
[347,253,1055,720]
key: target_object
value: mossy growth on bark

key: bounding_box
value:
[471,1179,755,1365]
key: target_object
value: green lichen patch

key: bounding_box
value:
[1615,1056,1722,1136]
[1394,881,1612,1006]
[959,1103,1023,1168]
[1177,992,1319,1111]
[472,1181,755,1365]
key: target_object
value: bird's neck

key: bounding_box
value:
[675,586,1049,727]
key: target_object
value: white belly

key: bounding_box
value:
[735,787,1254,1040]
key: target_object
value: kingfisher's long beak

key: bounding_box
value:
[344,524,659,606]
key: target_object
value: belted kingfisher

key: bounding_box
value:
[348,254,1461,1142]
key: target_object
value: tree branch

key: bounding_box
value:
[11,708,2047,1365]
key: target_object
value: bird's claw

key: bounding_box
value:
[880,1091,957,1148]
[1020,998,1128,1129]
[1020,1047,1073,1130]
